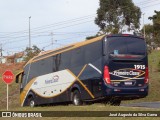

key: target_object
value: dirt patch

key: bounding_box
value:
[0,62,25,75]
[0,62,25,73]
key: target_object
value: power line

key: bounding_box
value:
[0,1,159,36]
[30,20,94,36]
[30,16,95,33]
[135,0,160,5]
[1,20,94,44]
[1,0,158,41]
[2,1,160,55]
[0,30,97,39]
[141,2,160,9]
[3,34,90,51]
[0,19,94,41]
[2,31,96,44]
[0,14,95,37]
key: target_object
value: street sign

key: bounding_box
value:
[2,70,14,84]
[2,70,14,111]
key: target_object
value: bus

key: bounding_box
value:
[16,34,149,107]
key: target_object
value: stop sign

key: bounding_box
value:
[2,70,14,84]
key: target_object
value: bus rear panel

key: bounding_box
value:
[102,35,148,100]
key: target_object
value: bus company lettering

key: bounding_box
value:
[112,70,140,76]
[45,75,59,84]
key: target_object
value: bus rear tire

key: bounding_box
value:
[109,99,121,106]
[72,90,82,106]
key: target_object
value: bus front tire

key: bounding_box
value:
[28,97,35,107]
[72,90,82,106]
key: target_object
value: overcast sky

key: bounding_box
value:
[0,0,160,55]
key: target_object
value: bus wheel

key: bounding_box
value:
[109,99,121,106]
[72,90,82,106]
[28,97,35,107]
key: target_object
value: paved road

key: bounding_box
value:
[121,102,160,109]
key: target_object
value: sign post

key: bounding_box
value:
[2,70,14,111]
[7,84,8,110]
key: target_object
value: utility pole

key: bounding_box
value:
[29,16,31,48]
[51,32,54,49]
[143,13,146,38]
[0,44,2,64]
[50,32,57,49]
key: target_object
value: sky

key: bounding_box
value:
[0,0,160,56]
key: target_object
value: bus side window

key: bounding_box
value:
[71,47,84,68]
[21,73,26,89]
[54,54,61,71]
[59,52,71,70]
[85,41,102,63]
[26,57,54,83]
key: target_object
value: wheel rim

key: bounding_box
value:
[30,100,35,107]
[74,95,79,105]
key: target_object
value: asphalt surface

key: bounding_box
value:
[121,102,160,109]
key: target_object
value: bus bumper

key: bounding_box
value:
[104,84,149,99]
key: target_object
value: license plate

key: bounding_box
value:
[124,81,132,85]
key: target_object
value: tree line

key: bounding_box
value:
[87,0,160,48]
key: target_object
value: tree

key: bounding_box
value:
[148,10,160,46]
[95,0,141,34]
[24,45,41,62]
[86,35,98,40]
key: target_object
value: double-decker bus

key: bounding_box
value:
[16,34,149,107]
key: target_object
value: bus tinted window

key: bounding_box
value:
[107,37,146,55]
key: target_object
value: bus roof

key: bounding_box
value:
[24,35,105,67]
[107,34,144,39]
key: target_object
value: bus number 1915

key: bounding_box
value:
[134,65,145,70]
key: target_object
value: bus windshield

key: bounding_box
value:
[107,36,146,55]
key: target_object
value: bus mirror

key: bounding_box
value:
[15,74,21,83]
[15,76,19,83]
[15,71,23,83]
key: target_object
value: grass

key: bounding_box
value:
[0,50,160,120]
